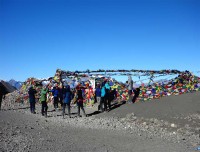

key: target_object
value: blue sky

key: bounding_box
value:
[0,0,199,82]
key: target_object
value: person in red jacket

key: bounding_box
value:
[76,86,87,117]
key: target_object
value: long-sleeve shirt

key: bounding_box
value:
[40,88,48,102]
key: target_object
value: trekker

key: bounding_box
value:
[95,84,101,111]
[28,86,37,114]
[105,80,111,111]
[39,85,49,117]
[76,86,87,117]
[50,85,59,111]
[100,83,106,112]
[63,85,72,118]
[0,83,6,110]
[132,88,140,103]
[58,84,64,108]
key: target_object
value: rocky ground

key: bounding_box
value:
[0,91,200,152]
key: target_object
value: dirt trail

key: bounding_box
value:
[0,91,200,152]
[0,110,194,152]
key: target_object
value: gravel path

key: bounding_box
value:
[0,91,200,152]
[0,110,195,152]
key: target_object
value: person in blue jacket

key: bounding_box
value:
[50,85,59,111]
[63,85,72,118]
[95,84,101,111]
[105,80,111,111]
[100,83,106,112]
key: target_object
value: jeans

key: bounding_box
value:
[104,95,111,110]
[30,102,35,113]
[41,102,48,116]
[99,97,104,112]
[96,97,101,103]
[59,97,63,107]
[77,101,86,117]
[63,103,71,117]
[54,97,59,109]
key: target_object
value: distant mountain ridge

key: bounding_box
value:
[8,79,23,90]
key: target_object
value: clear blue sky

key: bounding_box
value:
[0,0,199,82]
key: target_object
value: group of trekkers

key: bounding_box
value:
[27,77,140,118]
[28,83,87,118]
[95,79,117,112]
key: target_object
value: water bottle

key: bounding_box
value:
[196,146,200,150]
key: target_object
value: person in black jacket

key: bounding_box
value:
[0,83,7,110]
[58,85,64,108]
[63,85,73,118]
[28,86,37,114]
[76,86,87,117]
[50,86,59,111]
[132,88,140,103]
